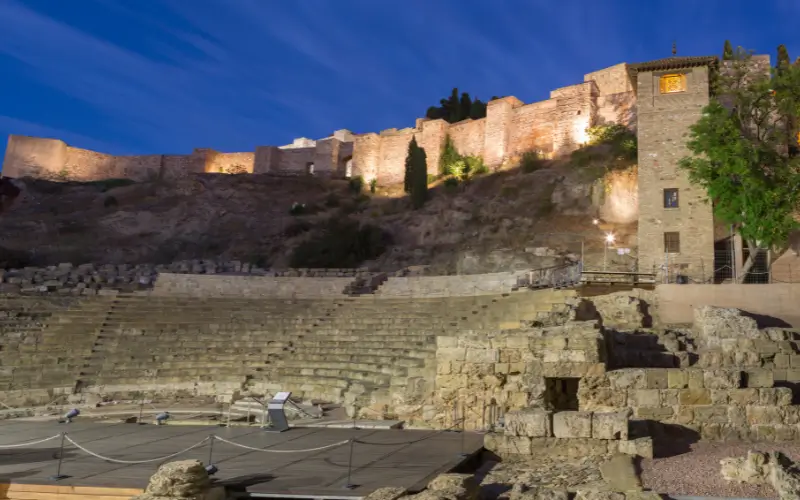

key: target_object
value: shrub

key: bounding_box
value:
[348,176,364,194]
[325,193,340,207]
[520,151,545,173]
[103,195,118,208]
[289,218,393,268]
[283,220,312,237]
[466,156,489,176]
[443,177,460,190]
[225,164,248,175]
[585,123,638,161]
[427,174,438,184]
[369,178,377,193]
[289,202,307,215]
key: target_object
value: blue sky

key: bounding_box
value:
[0,0,797,161]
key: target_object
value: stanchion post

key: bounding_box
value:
[342,437,358,490]
[138,397,145,425]
[458,416,467,458]
[49,432,69,481]
[207,434,215,467]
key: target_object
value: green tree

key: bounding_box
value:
[778,44,791,72]
[404,137,428,208]
[679,49,800,282]
[722,40,734,60]
[425,89,488,123]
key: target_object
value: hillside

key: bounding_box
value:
[0,146,638,275]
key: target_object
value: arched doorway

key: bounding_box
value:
[305,162,315,176]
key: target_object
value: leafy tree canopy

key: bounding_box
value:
[680,47,800,281]
[425,88,500,123]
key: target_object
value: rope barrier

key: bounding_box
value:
[64,435,210,464]
[352,419,464,446]
[0,434,62,448]
[213,435,350,453]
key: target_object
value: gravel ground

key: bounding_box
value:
[639,440,800,498]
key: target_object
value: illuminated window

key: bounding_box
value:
[659,73,687,94]
[664,232,681,253]
[663,188,679,208]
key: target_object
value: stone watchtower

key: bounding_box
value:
[629,55,719,281]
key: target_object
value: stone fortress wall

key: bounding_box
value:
[0,64,635,184]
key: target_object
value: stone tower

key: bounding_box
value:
[629,56,719,281]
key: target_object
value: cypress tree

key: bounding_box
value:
[410,142,428,209]
[778,44,791,73]
[444,88,458,123]
[403,137,417,193]
[723,40,733,60]
[459,93,472,122]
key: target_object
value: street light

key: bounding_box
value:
[604,233,615,271]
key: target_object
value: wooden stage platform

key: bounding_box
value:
[0,419,484,499]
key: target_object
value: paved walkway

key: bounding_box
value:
[0,420,483,497]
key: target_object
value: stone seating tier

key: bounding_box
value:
[0,289,577,409]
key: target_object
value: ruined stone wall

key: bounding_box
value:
[205,151,256,174]
[272,147,315,175]
[596,91,637,129]
[64,146,117,180]
[377,129,416,185]
[551,83,597,153]
[448,119,486,158]
[584,63,633,96]
[636,65,715,279]
[114,155,164,181]
[435,321,605,430]
[1,135,68,179]
[151,273,354,298]
[508,101,557,156]
[352,133,381,181]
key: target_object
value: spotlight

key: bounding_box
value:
[605,233,615,244]
[205,464,218,476]
[592,219,599,225]
[155,412,171,425]
[60,408,80,424]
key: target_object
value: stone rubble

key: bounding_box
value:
[720,450,800,500]
[130,459,224,500]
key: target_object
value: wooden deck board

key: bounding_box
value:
[0,421,482,498]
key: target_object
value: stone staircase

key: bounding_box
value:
[0,294,115,406]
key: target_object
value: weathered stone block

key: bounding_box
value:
[437,348,466,362]
[667,369,688,388]
[729,388,758,406]
[746,405,783,425]
[678,388,711,405]
[703,370,740,389]
[607,369,646,390]
[617,436,653,459]
[692,405,728,424]
[552,411,592,438]
[483,433,532,456]
[628,389,659,407]
[591,411,629,440]
[659,389,678,406]
[634,406,674,420]
[644,369,668,389]
[745,369,774,388]
[504,409,552,438]
[465,348,498,363]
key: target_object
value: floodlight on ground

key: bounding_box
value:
[60,408,80,424]
[205,464,218,476]
[605,233,615,244]
[155,412,171,425]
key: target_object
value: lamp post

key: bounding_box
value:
[604,233,616,271]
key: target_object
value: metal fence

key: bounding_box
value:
[655,248,800,284]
